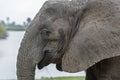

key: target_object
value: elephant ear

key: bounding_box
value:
[61,1,120,73]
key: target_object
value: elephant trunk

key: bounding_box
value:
[17,47,36,80]
[16,9,44,80]
[17,39,43,80]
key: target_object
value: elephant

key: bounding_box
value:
[17,0,120,80]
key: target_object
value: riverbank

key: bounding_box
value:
[0,25,7,39]
[6,26,27,31]
[37,76,85,80]
[0,25,26,38]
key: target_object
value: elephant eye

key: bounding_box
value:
[40,29,51,38]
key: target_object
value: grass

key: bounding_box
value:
[6,26,26,31]
[37,76,85,80]
[0,24,7,39]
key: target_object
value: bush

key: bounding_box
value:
[0,24,7,39]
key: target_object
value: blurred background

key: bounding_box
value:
[0,0,85,79]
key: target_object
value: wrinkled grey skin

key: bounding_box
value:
[17,0,120,80]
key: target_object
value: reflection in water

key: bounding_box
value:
[0,31,85,79]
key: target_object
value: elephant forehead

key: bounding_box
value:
[52,18,70,31]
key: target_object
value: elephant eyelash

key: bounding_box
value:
[39,24,49,30]
[39,24,51,34]
[40,29,51,34]
[39,25,52,35]
[39,27,48,31]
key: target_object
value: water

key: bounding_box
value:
[0,31,85,79]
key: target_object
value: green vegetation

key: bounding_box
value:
[1,17,31,31]
[6,26,26,31]
[0,24,7,39]
[37,76,85,80]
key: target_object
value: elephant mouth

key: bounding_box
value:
[56,62,62,71]
[37,56,51,69]
[37,50,63,71]
[38,57,63,71]
[37,50,52,69]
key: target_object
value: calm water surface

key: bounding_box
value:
[0,31,85,79]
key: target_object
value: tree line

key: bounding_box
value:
[0,17,32,27]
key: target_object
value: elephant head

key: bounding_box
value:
[17,0,120,80]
